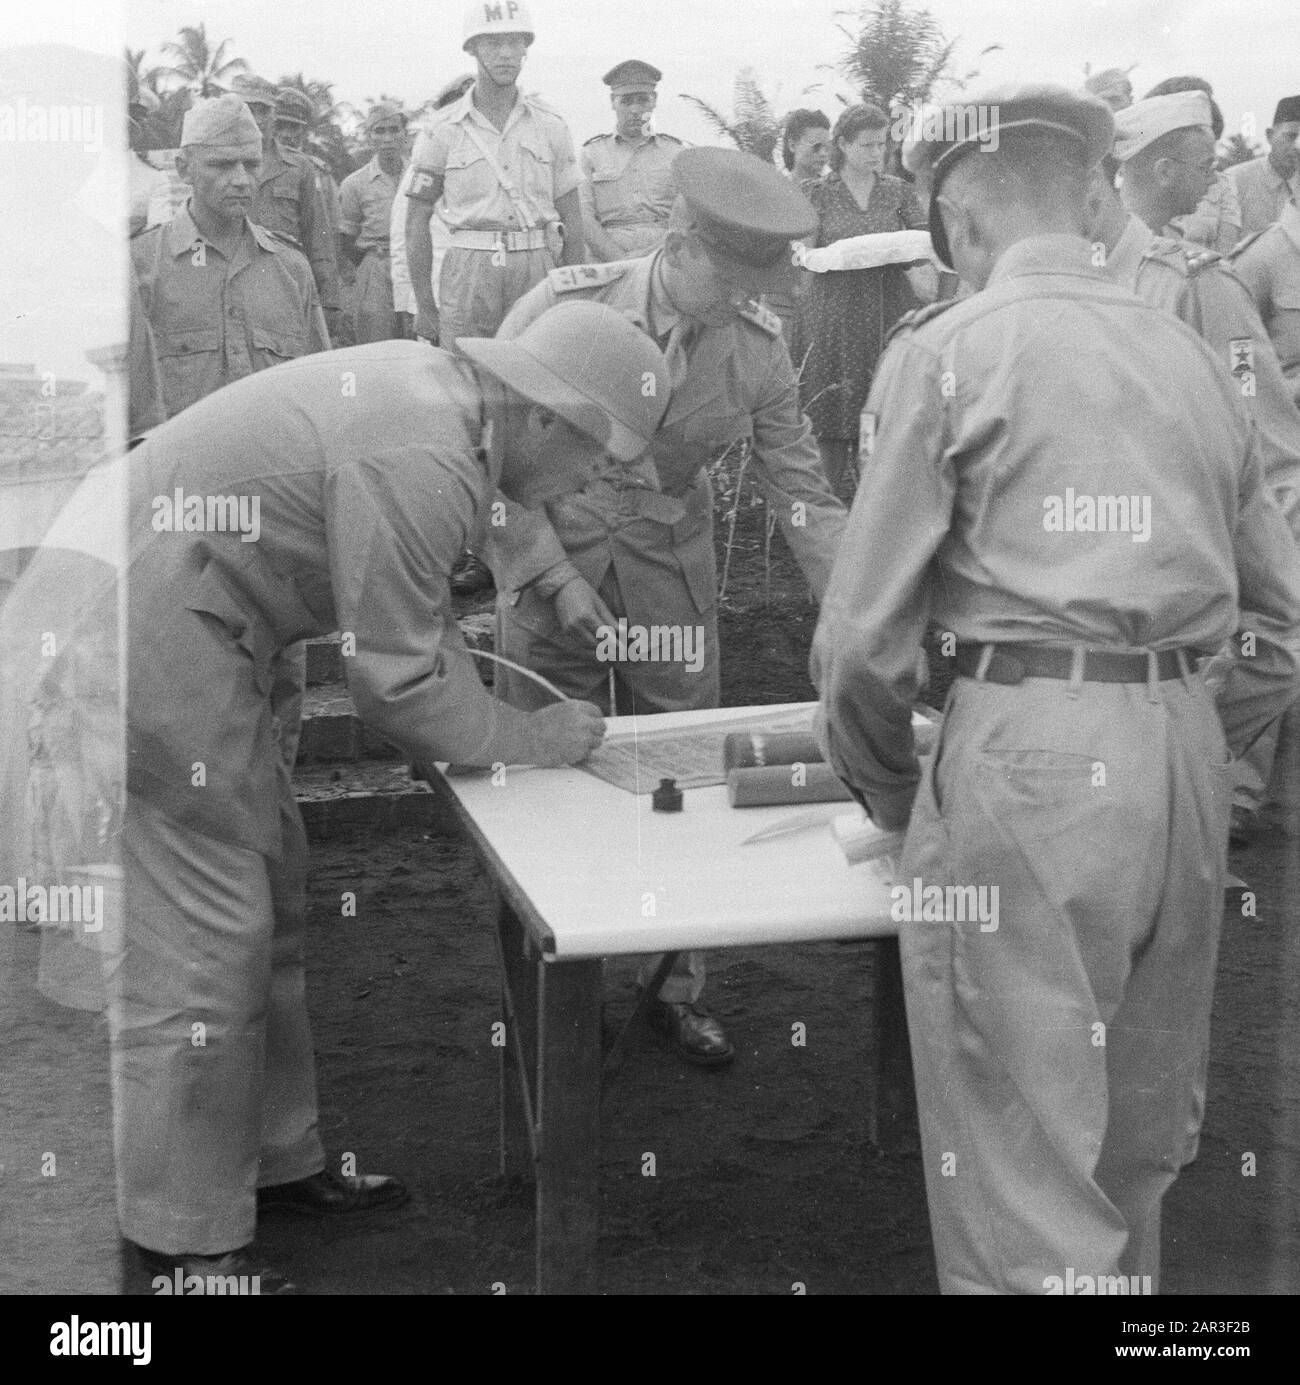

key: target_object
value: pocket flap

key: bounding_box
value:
[157,327,221,357]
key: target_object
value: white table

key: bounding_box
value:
[430,703,917,1294]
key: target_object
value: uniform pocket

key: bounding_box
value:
[251,325,308,362]
[156,327,221,359]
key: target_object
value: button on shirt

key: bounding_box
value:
[130,203,330,419]
[579,131,684,254]
[811,235,1300,826]
[1227,156,1300,238]
[339,155,403,250]
[406,89,580,230]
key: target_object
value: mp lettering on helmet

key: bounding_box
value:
[484,2,520,20]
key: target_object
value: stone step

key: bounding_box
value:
[297,612,497,763]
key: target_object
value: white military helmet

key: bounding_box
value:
[462,1,535,52]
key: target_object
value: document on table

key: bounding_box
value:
[580,707,816,795]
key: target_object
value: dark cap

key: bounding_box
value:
[1273,96,1300,126]
[902,84,1114,270]
[603,60,662,95]
[275,87,313,125]
[230,74,279,109]
[671,146,817,293]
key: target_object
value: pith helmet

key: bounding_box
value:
[459,302,669,461]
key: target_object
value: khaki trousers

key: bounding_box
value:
[898,670,1231,1294]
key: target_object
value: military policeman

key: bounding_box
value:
[813,84,1300,1294]
[405,1,586,349]
[488,148,847,1066]
[579,60,687,262]
[108,302,668,1287]
[231,73,341,338]
[130,94,330,420]
[339,103,408,343]
[1233,198,1300,407]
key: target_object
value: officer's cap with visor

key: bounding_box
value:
[459,301,670,463]
[902,85,1114,271]
[670,146,818,296]
[604,60,661,96]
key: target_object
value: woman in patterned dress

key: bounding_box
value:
[797,103,926,498]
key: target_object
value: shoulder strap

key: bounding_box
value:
[547,262,628,293]
[460,121,542,229]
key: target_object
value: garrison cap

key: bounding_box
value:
[365,101,406,129]
[230,73,279,109]
[672,146,817,293]
[1273,96,1300,126]
[604,60,662,96]
[1112,90,1212,161]
[903,84,1114,270]
[181,94,262,148]
[275,87,314,125]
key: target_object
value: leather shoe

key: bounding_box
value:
[450,551,495,596]
[128,1242,295,1295]
[1229,805,1263,849]
[647,999,735,1068]
[257,1167,410,1217]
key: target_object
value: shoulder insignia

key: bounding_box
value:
[547,262,629,293]
[582,133,612,146]
[884,298,960,345]
[738,300,782,337]
[1227,228,1269,260]
[1184,246,1224,274]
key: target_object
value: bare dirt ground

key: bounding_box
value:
[3,498,1298,1298]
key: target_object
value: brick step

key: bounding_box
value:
[297,612,497,763]
[294,758,454,836]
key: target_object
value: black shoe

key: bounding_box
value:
[647,999,735,1068]
[450,551,495,596]
[1229,805,1262,849]
[127,1242,295,1295]
[257,1167,410,1218]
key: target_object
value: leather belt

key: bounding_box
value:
[449,227,549,252]
[955,642,1194,685]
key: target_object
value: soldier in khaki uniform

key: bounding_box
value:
[106,303,667,1288]
[405,1,586,349]
[339,104,407,343]
[489,148,846,1066]
[1226,96,1300,238]
[130,95,330,420]
[1233,198,1300,408]
[579,60,686,262]
[814,85,1300,1295]
[1100,92,1300,853]
[231,74,341,338]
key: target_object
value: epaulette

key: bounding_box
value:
[525,93,565,119]
[1227,228,1268,260]
[884,297,960,345]
[1146,236,1224,277]
[547,262,630,293]
[657,133,687,146]
[263,226,306,253]
[582,132,612,146]
[738,300,782,337]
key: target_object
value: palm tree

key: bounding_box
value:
[160,23,247,98]
[681,68,782,163]
[831,0,1000,111]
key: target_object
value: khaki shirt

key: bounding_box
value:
[579,131,685,256]
[130,203,330,419]
[487,254,845,630]
[1232,201,1300,409]
[406,88,579,230]
[1105,214,1300,531]
[252,138,341,309]
[1226,156,1300,238]
[340,155,403,249]
[812,235,1300,828]
[124,344,541,853]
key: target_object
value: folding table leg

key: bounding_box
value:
[867,936,919,1153]
[496,897,537,1181]
[535,957,602,1294]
